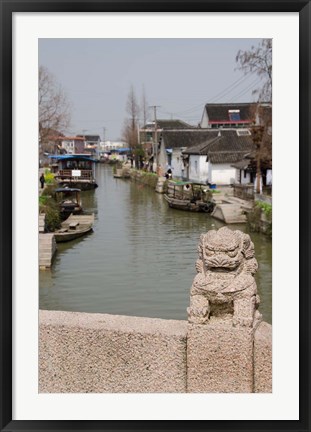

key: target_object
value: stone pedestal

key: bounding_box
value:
[187,318,254,393]
[254,322,272,392]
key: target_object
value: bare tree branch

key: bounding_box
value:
[236,39,272,102]
[124,85,140,149]
[39,66,71,146]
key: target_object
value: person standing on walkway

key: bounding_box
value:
[40,173,45,189]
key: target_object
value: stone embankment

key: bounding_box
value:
[38,214,57,269]
[128,169,158,188]
[39,213,57,269]
[39,233,57,269]
[211,187,253,224]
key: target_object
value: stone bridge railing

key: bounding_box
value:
[39,227,272,393]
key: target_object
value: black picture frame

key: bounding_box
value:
[1,1,310,431]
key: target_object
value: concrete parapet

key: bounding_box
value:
[39,310,187,393]
[39,310,271,393]
[254,321,272,393]
[187,318,254,393]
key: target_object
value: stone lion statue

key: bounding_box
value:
[187,226,262,327]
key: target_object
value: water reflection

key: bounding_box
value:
[40,165,272,323]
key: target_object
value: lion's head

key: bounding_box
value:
[197,227,256,274]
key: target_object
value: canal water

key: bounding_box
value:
[39,165,272,323]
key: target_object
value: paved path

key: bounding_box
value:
[211,187,253,224]
[39,168,48,195]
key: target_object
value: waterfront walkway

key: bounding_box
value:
[211,187,253,223]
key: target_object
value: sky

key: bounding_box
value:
[39,38,264,141]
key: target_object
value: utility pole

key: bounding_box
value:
[102,127,106,152]
[251,125,264,194]
[81,129,88,155]
[149,105,160,172]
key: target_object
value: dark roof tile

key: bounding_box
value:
[77,134,101,141]
[142,119,195,130]
[162,130,218,149]
[183,129,255,163]
[204,103,256,123]
[209,151,250,164]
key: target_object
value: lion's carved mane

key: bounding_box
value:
[188,227,261,327]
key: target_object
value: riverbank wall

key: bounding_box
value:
[129,169,159,188]
[246,200,272,236]
[39,310,271,393]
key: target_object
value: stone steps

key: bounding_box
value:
[212,204,247,224]
[155,176,167,194]
[39,214,45,233]
[39,233,57,269]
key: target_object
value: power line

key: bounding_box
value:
[170,73,255,116]
[164,74,259,121]
[210,72,255,103]
[229,77,262,102]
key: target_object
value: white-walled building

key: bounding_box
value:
[61,136,86,154]
[182,130,255,185]
[100,141,128,152]
[160,130,216,179]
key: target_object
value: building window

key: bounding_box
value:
[195,160,198,173]
[237,129,251,136]
[228,109,241,122]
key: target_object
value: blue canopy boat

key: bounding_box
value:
[48,154,98,190]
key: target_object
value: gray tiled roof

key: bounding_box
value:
[204,103,256,122]
[183,130,255,164]
[162,130,218,149]
[142,119,195,130]
[231,159,251,169]
[182,135,220,154]
[87,136,100,141]
[209,151,250,164]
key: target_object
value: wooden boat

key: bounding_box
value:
[54,214,94,243]
[55,187,83,218]
[49,154,98,190]
[164,181,215,213]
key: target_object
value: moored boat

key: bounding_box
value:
[48,154,98,190]
[55,187,83,218]
[54,214,94,243]
[164,181,215,213]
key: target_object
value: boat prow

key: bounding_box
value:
[54,213,95,243]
